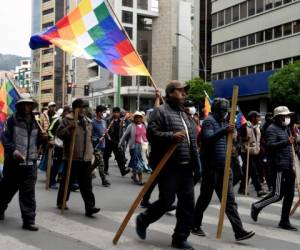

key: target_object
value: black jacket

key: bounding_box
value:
[147,100,201,175]
[265,122,293,171]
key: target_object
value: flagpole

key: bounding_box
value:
[105,0,164,104]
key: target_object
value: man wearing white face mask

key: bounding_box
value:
[251,106,297,231]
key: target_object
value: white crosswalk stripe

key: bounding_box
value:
[0,234,41,250]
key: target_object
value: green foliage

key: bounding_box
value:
[269,61,300,104]
[185,77,213,104]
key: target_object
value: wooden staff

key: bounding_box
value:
[216,86,239,239]
[245,142,250,196]
[46,146,54,190]
[112,143,178,245]
[290,144,300,215]
[61,109,79,214]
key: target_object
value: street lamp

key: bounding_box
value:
[175,32,208,82]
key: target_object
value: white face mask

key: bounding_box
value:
[188,107,196,116]
[102,113,107,119]
[106,110,111,115]
[283,117,291,126]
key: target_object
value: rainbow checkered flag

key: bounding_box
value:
[30,0,150,76]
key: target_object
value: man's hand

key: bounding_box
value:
[155,90,161,99]
[288,136,296,145]
[13,150,25,162]
[226,124,235,134]
[48,139,55,147]
[173,130,186,143]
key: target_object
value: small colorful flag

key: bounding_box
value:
[29,0,150,76]
[236,107,247,129]
[203,96,211,118]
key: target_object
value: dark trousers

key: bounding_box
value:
[239,154,262,193]
[194,167,244,235]
[253,169,295,222]
[103,141,127,174]
[0,160,37,224]
[57,160,95,211]
[140,165,195,241]
[50,146,63,186]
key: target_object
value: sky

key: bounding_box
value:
[0,0,32,57]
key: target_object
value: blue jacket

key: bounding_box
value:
[92,118,106,150]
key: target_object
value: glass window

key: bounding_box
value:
[240,36,247,48]
[122,0,133,7]
[218,72,224,80]
[42,21,54,29]
[256,64,264,72]
[265,28,273,41]
[265,0,273,10]
[256,31,264,43]
[233,5,239,22]
[274,0,282,7]
[248,33,256,45]
[232,69,239,77]
[274,60,282,69]
[248,66,255,74]
[212,45,218,55]
[121,76,132,86]
[283,0,292,3]
[248,0,256,16]
[240,67,247,76]
[256,0,264,13]
[293,56,300,62]
[218,11,224,26]
[225,8,232,25]
[283,58,292,65]
[225,71,232,79]
[225,41,232,52]
[42,48,53,55]
[274,25,282,38]
[124,26,133,39]
[232,39,239,49]
[293,20,300,33]
[42,8,54,15]
[218,43,224,54]
[265,62,273,71]
[212,74,218,81]
[137,0,148,10]
[122,11,133,24]
[212,13,218,29]
[283,23,292,35]
[240,2,247,19]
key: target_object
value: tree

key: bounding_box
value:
[185,77,213,104]
[269,61,300,107]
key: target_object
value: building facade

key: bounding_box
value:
[211,0,300,113]
[14,60,32,93]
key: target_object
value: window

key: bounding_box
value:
[225,71,232,79]
[121,76,132,86]
[212,13,218,29]
[283,23,292,35]
[248,0,256,16]
[256,31,264,43]
[218,43,224,54]
[293,20,300,33]
[122,11,133,24]
[212,74,218,81]
[240,36,247,48]
[265,0,273,10]
[256,0,264,13]
[283,58,291,65]
[293,56,300,62]
[42,0,51,3]
[283,0,292,3]
[122,0,133,7]
[225,8,232,25]
[232,39,239,50]
[265,62,273,71]
[42,62,53,67]
[248,33,256,45]
[274,25,282,38]
[218,72,224,80]
[41,89,53,94]
[240,2,247,19]
[274,0,282,7]
[42,8,54,15]
[265,28,273,41]
[274,60,282,69]
[248,66,255,74]
[232,69,239,77]
[233,5,239,22]
[218,11,224,26]
[212,45,218,55]
[140,40,148,53]
[256,64,264,72]
[225,41,232,52]
[42,48,53,54]
[124,26,133,39]
[42,21,54,29]
[42,75,53,81]
[137,0,148,10]
[240,67,247,76]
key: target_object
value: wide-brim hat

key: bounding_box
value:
[133,111,144,118]
[165,80,190,95]
[48,101,56,107]
[16,93,38,109]
[273,106,294,118]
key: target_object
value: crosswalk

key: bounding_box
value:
[1,191,300,250]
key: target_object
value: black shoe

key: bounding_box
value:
[171,240,194,250]
[235,230,255,241]
[85,207,101,217]
[251,204,259,222]
[140,200,152,208]
[167,204,177,212]
[257,190,268,197]
[191,227,206,237]
[22,224,39,231]
[121,168,130,176]
[102,179,111,187]
[278,222,298,231]
[0,212,4,220]
[136,214,147,240]
[57,204,69,210]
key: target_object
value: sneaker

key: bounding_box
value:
[22,224,39,231]
[140,200,152,209]
[171,239,194,250]
[121,168,130,177]
[251,204,259,222]
[278,222,298,231]
[191,227,206,237]
[136,214,147,240]
[235,230,255,241]
[85,207,101,218]
[257,190,268,197]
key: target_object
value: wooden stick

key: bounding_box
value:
[61,109,79,214]
[245,142,250,196]
[105,0,164,104]
[216,86,239,239]
[46,146,54,190]
[112,143,178,245]
[290,198,300,216]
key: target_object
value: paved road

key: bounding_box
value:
[0,161,300,250]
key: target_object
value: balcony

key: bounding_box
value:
[42,0,54,11]
[42,12,55,24]
[41,53,54,63]
[41,79,54,90]
[41,66,54,76]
